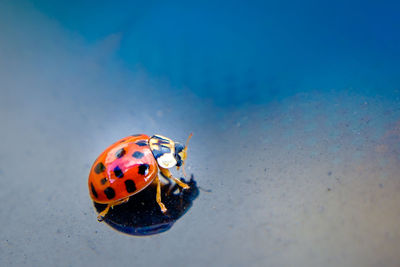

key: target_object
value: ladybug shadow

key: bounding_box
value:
[94,175,199,236]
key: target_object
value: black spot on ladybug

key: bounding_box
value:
[153,135,170,142]
[125,179,137,193]
[132,151,144,159]
[156,140,170,146]
[94,162,105,174]
[151,146,171,158]
[138,164,149,175]
[104,187,115,199]
[135,141,148,147]
[100,177,107,185]
[115,148,126,158]
[151,149,163,158]
[114,166,124,178]
[90,183,98,198]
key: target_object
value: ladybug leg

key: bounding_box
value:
[160,167,190,190]
[97,197,129,222]
[155,175,167,213]
[97,204,111,222]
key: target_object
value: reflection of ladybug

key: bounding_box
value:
[88,133,192,221]
[94,176,199,236]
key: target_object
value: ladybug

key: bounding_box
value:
[88,133,192,221]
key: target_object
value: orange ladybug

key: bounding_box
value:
[88,133,192,221]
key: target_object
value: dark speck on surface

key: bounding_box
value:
[379,183,384,188]
[328,171,332,176]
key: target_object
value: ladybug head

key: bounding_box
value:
[175,133,192,177]
[174,143,185,167]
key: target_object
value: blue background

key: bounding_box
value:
[30,0,400,104]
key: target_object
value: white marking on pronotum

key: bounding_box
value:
[157,153,177,169]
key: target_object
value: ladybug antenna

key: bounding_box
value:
[184,133,193,151]
[178,133,193,178]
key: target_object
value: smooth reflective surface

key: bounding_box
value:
[1,1,400,267]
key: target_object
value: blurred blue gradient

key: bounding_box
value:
[30,0,400,105]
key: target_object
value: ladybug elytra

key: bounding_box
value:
[88,133,192,221]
